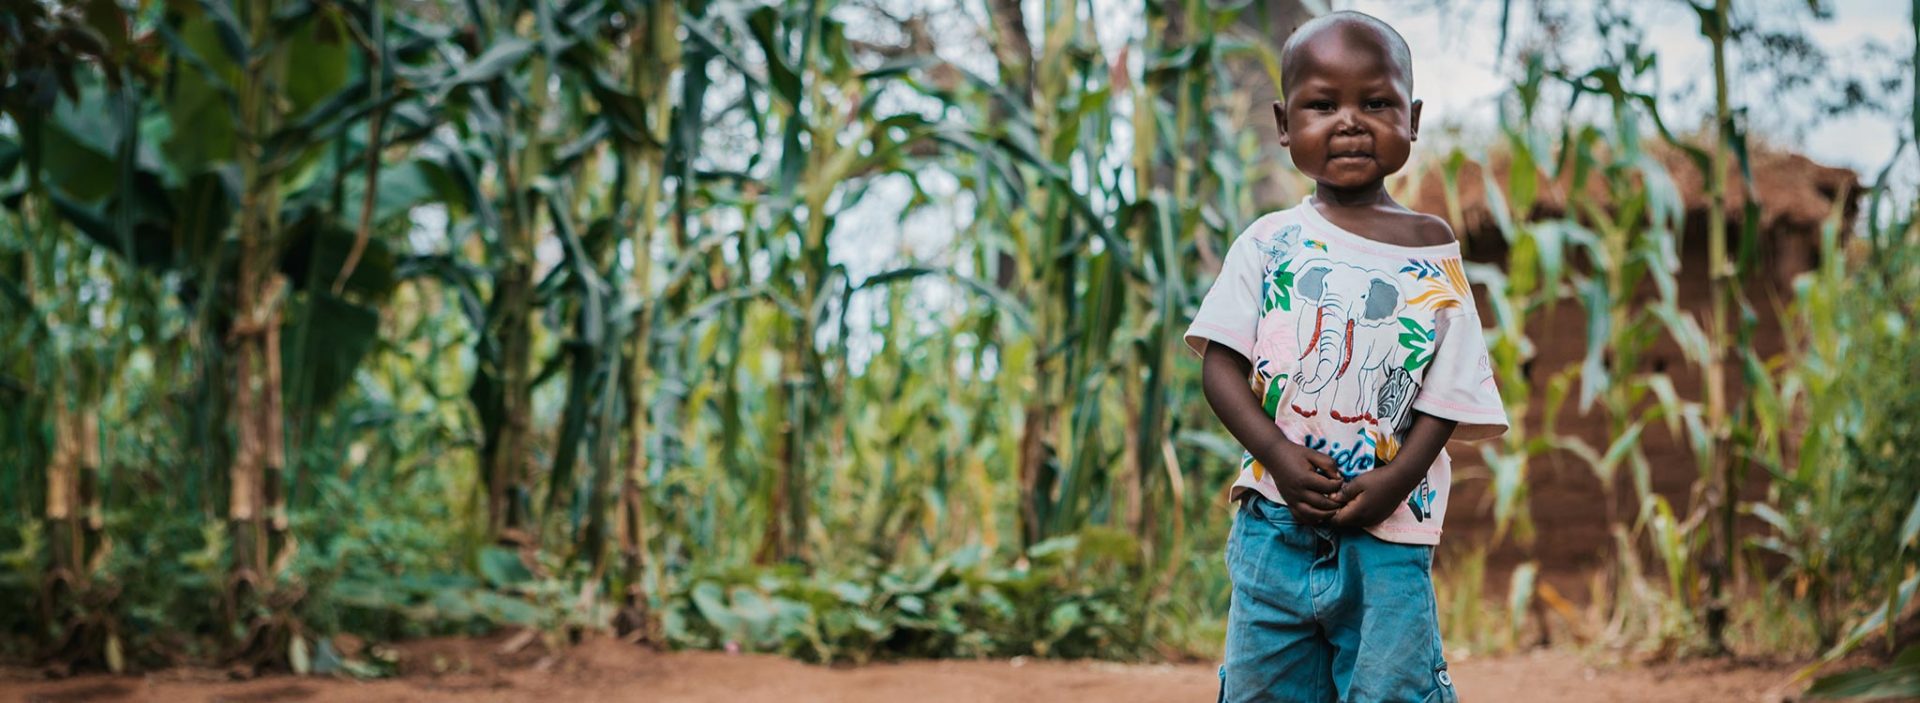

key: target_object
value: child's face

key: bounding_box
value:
[1274,30,1422,192]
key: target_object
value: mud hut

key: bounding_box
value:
[1398,142,1861,602]
[1408,143,1862,288]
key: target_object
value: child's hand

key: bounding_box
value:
[1257,441,1346,524]
[1327,468,1411,528]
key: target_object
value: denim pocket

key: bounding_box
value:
[1420,664,1458,703]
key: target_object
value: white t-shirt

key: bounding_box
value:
[1185,198,1510,545]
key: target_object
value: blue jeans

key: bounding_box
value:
[1217,496,1457,703]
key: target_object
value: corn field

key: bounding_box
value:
[1,0,1918,689]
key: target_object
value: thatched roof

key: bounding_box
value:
[1405,142,1862,254]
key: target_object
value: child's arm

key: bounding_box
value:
[1202,344,1347,524]
[1328,411,1458,528]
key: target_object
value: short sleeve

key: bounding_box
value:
[1412,308,1510,442]
[1183,232,1263,360]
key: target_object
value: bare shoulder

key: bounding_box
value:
[1400,211,1456,247]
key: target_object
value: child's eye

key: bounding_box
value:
[1366,99,1392,110]
[1309,101,1335,111]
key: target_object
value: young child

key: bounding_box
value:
[1184,11,1509,703]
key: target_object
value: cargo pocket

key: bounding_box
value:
[1420,663,1458,703]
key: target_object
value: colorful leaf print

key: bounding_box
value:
[1261,373,1289,417]
[1397,317,1435,371]
[1370,428,1401,464]
[1241,451,1265,482]
[1440,257,1471,296]
[1404,257,1470,312]
[1263,266,1294,313]
[1400,260,1444,281]
[1257,226,1301,313]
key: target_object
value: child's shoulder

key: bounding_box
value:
[1394,210,1457,248]
[1353,207,1456,250]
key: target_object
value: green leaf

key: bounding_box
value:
[747,6,801,108]
[1746,502,1795,537]
[691,582,742,640]
[1480,445,1530,545]
[282,292,380,412]
[341,159,438,227]
[286,7,352,119]
[161,15,241,172]
[1598,422,1643,483]
[730,587,778,644]
[1028,535,1080,562]
[1047,601,1084,638]
[1575,277,1611,413]
[1507,561,1537,644]
[477,546,533,589]
[472,591,541,625]
[438,38,535,94]
[198,0,251,65]
[1505,133,1539,216]
[860,56,932,80]
[41,100,120,202]
[0,137,19,180]
[1899,489,1920,556]
[281,222,394,297]
[431,589,477,621]
[1808,645,1920,699]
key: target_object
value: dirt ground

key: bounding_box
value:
[0,633,1824,703]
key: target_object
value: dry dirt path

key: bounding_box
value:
[2,636,1816,703]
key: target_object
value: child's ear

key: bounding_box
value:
[1272,100,1290,147]
[1409,98,1423,142]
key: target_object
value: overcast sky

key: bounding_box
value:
[1349,0,1914,183]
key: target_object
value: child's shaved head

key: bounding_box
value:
[1280,11,1414,99]
[1270,10,1423,193]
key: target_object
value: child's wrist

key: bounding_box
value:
[1370,458,1428,489]
[1252,431,1298,462]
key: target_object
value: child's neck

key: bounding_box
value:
[1312,181,1395,210]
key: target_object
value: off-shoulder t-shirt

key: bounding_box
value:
[1185,198,1510,545]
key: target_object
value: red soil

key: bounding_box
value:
[1,634,1814,703]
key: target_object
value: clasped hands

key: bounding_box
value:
[1255,439,1411,527]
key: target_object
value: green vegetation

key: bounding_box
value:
[1790,152,1920,696]
[1,0,1916,687]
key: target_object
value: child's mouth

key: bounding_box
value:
[1328,152,1374,165]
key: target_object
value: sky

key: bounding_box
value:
[1349,0,1915,182]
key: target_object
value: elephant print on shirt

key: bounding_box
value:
[1289,261,1405,425]
[1183,202,1514,546]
